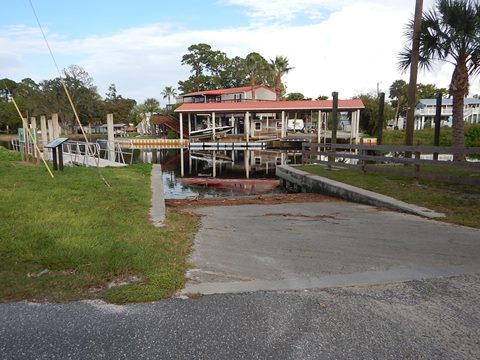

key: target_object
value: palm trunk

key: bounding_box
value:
[451,59,468,161]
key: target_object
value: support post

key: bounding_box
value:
[377,92,385,145]
[433,92,442,160]
[107,113,115,162]
[281,111,286,138]
[40,115,48,148]
[52,113,60,139]
[245,112,250,142]
[187,113,191,138]
[212,112,216,140]
[179,113,184,140]
[330,92,338,165]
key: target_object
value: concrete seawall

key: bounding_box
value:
[276,165,444,219]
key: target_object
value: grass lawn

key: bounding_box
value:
[0,147,197,304]
[297,164,480,229]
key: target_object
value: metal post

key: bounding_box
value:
[58,145,64,171]
[52,147,58,170]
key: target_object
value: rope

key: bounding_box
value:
[1,80,55,178]
[29,0,111,187]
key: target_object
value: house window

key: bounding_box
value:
[276,121,281,128]
[234,94,242,102]
[255,157,261,165]
[255,122,261,130]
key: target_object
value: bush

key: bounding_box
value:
[465,124,480,147]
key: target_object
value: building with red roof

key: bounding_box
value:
[178,85,277,104]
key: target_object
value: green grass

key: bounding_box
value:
[297,164,480,229]
[0,147,197,303]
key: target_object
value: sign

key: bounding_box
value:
[45,138,69,148]
[18,128,26,143]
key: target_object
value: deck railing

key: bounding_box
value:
[302,142,480,185]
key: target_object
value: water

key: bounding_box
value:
[131,148,301,199]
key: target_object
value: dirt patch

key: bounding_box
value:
[165,193,339,209]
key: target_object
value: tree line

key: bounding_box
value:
[0,65,141,133]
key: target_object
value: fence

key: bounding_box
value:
[302,142,480,185]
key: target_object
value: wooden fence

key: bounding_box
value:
[302,142,480,185]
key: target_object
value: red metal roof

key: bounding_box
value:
[181,85,275,97]
[175,99,365,113]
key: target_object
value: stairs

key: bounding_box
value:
[151,114,188,138]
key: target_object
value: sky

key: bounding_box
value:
[1,0,478,105]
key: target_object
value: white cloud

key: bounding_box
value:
[1,0,478,104]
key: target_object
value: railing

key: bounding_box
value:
[302,142,480,185]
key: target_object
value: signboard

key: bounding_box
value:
[18,128,37,143]
[45,138,69,148]
[18,128,26,143]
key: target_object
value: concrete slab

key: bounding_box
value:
[182,202,480,295]
[150,164,165,227]
[276,165,445,219]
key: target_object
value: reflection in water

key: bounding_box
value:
[131,149,301,199]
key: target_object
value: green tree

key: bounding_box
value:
[389,80,408,127]
[316,95,329,100]
[286,92,305,101]
[400,0,480,159]
[270,56,294,100]
[139,98,161,115]
[245,52,271,100]
[104,84,137,123]
[416,83,449,99]
[354,93,395,135]
[161,86,177,105]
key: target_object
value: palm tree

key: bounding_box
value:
[161,86,177,105]
[400,0,480,160]
[245,52,267,100]
[270,56,294,100]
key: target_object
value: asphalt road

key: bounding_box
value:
[1,274,479,359]
[2,201,480,359]
[184,201,480,294]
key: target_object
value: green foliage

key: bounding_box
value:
[465,124,480,147]
[286,92,305,101]
[104,84,137,123]
[178,43,288,94]
[0,149,197,303]
[354,93,395,135]
[161,86,177,105]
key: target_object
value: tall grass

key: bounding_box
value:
[0,147,196,303]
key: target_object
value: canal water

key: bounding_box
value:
[131,148,301,199]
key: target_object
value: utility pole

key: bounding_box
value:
[405,0,423,153]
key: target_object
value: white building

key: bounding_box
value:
[414,98,480,129]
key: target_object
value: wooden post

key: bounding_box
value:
[40,115,48,149]
[433,92,442,160]
[107,113,115,162]
[330,92,339,166]
[245,112,250,143]
[187,113,191,138]
[414,151,421,181]
[377,92,385,145]
[179,113,184,140]
[212,112,216,140]
[47,118,54,141]
[30,117,39,163]
[281,111,286,138]
[52,113,60,139]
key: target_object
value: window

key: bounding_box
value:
[255,157,261,165]
[255,122,261,130]
[234,93,242,102]
[276,121,281,128]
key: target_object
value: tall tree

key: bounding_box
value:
[400,0,480,160]
[270,56,294,100]
[104,84,137,122]
[245,52,270,100]
[389,80,408,128]
[161,86,177,105]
